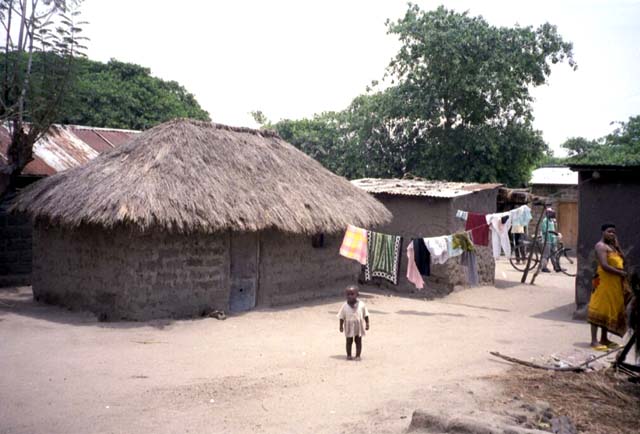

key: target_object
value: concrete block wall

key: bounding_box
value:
[0,193,32,287]
[258,231,360,306]
[32,223,230,320]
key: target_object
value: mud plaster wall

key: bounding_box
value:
[574,169,640,317]
[32,223,230,320]
[363,189,497,296]
[258,231,361,306]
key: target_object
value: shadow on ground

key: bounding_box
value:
[434,301,510,313]
[0,286,178,330]
[531,303,583,324]
[395,309,467,318]
[494,279,521,289]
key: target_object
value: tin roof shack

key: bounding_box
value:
[352,178,501,295]
[12,119,391,320]
[529,167,579,249]
[569,164,640,319]
[0,124,138,287]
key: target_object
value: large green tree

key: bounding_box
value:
[265,5,575,186]
[58,58,210,130]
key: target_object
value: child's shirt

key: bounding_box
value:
[337,301,369,337]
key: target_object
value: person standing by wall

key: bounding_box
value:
[540,208,561,272]
[588,224,629,350]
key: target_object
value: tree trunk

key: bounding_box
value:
[4,124,33,189]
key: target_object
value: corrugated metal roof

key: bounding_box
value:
[530,167,578,185]
[351,178,501,199]
[69,128,114,153]
[0,124,138,176]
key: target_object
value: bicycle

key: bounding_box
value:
[509,234,576,277]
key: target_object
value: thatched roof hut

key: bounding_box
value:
[13,119,390,233]
[15,119,390,320]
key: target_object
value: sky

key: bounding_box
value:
[82,0,640,156]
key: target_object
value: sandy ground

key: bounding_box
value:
[0,260,598,434]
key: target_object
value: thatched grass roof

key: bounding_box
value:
[12,119,391,234]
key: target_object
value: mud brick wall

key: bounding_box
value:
[32,223,230,321]
[0,192,32,287]
[361,189,498,296]
[258,231,360,306]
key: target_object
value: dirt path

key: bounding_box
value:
[0,260,593,434]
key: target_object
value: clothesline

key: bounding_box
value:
[339,204,533,289]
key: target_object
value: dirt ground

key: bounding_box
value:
[0,259,605,434]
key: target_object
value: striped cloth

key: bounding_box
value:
[365,231,403,285]
[339,225,368,265]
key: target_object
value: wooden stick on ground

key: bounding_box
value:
[490,348,623,372]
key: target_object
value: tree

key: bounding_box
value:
[561,137,599,157]
[0,0,86,189]
[58,58,210,130]
[266,5,575,186]
[381,4,575,185]
[566,115,640,165]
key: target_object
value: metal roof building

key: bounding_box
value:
[0,124,138,177]
[352,177,501,295]
[351,178,502,198]
[530,166,578,186]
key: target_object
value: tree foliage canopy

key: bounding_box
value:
[564,115,640,165]
[261,5,575,187]
[58,58,210,130]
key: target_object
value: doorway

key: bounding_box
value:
[557,201,578,249]
[229,232,259,313]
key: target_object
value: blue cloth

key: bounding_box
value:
[510,205,532,227]
[445,235,464,259]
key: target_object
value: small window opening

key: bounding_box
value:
[311,233,325,248]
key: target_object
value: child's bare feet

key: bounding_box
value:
[346,355,353,360]
[354,356,361,361]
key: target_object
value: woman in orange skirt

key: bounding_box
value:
[588,223,629,350]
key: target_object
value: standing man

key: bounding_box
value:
[540,208,561,272]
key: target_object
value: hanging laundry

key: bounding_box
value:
[452,232,475,252]
[412,238,430,276]
[460,251,479,286]
[365,231,403,285]
[510,205,533,227]
[455,210,468,221]
[465,212,489,246]
[486,212,512,259]
[445,235,464,259]
[511,224,525,234]
[424,236,449,264]
[339,224,368,265]
[406,243,425,290]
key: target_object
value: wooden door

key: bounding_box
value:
[557,202,578,249]
[229,232,258,313]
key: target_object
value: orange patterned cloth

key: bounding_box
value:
[339,225,368,265]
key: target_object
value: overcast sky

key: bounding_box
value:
[82,0,640,155]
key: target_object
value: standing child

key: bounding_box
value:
[337,285,370,360]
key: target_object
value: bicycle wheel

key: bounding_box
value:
[557,248,576,277]
[509,242,539,272]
